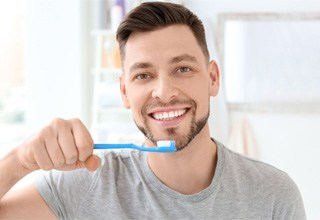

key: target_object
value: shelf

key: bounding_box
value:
[90,28,131,143]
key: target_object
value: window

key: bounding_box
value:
[217,13,320,112]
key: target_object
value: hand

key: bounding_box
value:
[16,118,100,172]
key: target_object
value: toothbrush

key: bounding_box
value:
[94,140,176,153]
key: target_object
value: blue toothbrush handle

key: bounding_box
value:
[94,143,137,150]
[93,143,176,153]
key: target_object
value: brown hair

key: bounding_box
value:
[116,2,209,61]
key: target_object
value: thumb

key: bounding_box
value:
[84,155,101,171]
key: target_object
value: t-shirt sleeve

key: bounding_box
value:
[275,174,306,220]
[35,167,102,219]
[281,195,306,220]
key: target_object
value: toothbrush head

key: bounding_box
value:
[156,140,176,153]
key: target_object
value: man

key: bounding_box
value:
[0,2,305,219]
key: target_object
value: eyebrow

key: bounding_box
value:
[169,54,199,64]
[128,54,199,73]
[129,62,153,73]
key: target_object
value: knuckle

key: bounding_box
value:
[51,151,65,167]
[77,142,92,155]
[77,142,89,150]
[40,125,54,137]
[87,138,94,147]
[79,140,93,151]
[54,158,65,167]
[51,117,68,129]
[69,117,82,126]
[66,153,78,164]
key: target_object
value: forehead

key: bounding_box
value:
[123,25,206,70]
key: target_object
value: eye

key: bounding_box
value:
[135,73,151,80]
[177,66,191,73]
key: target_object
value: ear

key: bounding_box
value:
[208,60,220,97]
[120,75,131,109]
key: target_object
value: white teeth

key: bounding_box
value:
[152,109,186,121]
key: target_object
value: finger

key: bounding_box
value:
[84,155,101,171]
[58,128,78,165]
[34,147,54,171]
[44,127,65,168]
[57,155,100,171]
[51,118,79,165]
[32,129,54,170]
[70,118,94,162]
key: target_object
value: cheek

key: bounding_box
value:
[195,92,210,112]
[127,87,149,116]
[189,81,211,111]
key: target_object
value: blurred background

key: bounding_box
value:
[0,0,319,218]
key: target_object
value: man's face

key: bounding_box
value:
[120,25,219,151]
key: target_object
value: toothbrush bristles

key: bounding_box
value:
[156,140,176,152]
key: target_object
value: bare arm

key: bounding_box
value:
[0,184,57,219]
[0,118,100,219]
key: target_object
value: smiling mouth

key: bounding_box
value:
[150,109,189,121]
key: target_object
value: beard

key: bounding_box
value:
[134,99,210,151]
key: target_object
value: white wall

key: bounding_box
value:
[184,0,320,219]
[24,0,90,132]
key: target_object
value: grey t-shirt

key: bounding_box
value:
[35,141,306,220]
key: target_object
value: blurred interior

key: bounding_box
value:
[0,0,319,218]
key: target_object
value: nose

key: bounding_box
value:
[152,75,178,102]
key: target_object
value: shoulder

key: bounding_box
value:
[217,141,302,203]
[213,140,306,219]
[218,141,291,182]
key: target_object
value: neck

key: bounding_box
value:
[147,126,217,195]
